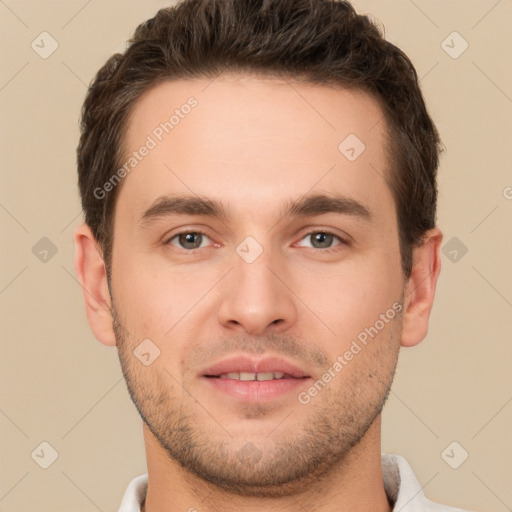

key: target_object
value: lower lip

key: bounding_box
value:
[202,376,312,402]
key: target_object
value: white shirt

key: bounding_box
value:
[118,453,471,511]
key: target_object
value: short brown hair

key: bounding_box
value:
[77,0,442,280]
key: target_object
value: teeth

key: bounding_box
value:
[218,371,287,381]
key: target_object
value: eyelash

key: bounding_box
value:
[165,229,349,253]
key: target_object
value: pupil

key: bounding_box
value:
[180,233,201,249]
[313,232,332,248]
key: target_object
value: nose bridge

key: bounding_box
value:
[216,236,297,334]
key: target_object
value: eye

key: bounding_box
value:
[296,231,345,250]
[167,231,212,250]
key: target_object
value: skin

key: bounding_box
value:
[74,75,442,512]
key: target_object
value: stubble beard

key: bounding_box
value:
[112,305,401,498]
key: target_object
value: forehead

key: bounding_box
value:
[116,74,392,225]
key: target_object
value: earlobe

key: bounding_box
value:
[400,227,443,348]
[73,223,117,347]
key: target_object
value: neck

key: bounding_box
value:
[141,417,392,512]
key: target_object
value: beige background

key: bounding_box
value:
[1,1,511,511]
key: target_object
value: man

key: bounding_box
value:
[73,0,471,510]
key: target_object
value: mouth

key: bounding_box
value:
[206,371,302,381]
[200,355,312,402]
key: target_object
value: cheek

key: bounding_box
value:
[293,252,402,341]
[112,250,222,340]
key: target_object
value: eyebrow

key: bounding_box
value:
[138,193,372,227]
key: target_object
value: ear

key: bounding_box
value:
[73,223,116,346]
[401,227,443,347]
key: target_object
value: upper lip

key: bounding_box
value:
[201,355,311,378]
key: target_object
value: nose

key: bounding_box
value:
[216,245,298,336]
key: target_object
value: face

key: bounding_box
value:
[110,75,405,495]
